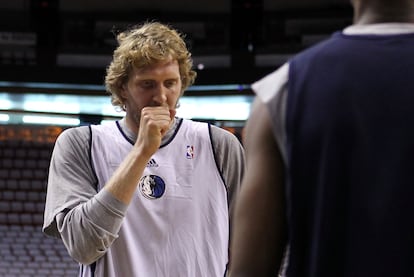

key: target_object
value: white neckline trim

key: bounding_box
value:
[343,23,414,35]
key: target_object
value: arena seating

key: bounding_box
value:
[0,125,79,276]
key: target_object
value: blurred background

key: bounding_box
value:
[0,0,352,276]
[0,0,352,128]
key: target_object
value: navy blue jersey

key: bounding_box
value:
[285,31,414,277]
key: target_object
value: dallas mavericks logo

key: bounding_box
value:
[139,175,166,199]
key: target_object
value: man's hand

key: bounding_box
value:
[136,105,176,157]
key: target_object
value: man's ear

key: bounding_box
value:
[120,84,128,99]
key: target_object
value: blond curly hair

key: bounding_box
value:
[105,21,197,110]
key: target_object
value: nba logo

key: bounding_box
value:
[186,145,194,159]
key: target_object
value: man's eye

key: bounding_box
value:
[165,81,176,88]
[141,81,154,88]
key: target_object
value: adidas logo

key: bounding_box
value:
[146,158,159,167]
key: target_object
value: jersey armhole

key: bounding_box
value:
[88,125,99,192]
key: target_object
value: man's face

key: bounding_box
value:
[121,59,182,131]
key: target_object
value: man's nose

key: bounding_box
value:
[152,85,168,106]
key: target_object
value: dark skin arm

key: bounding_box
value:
[229,98,287,276]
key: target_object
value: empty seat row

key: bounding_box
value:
[0,213,43,225]
[0,179,46,191]
[0,168,48,180]
[0,201,45,213]
[1,158,50,170]
[0,224,78,276]
[0,147,52,159]
[0,190,46,202]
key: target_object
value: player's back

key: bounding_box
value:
[284,31,414,277]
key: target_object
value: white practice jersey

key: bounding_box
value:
[83,119,229,277]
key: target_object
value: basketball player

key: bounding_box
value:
[43,22,245,277]
[229,0,414,276]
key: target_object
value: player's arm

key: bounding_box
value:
[229,98,287,276]
[43,127,127,265]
